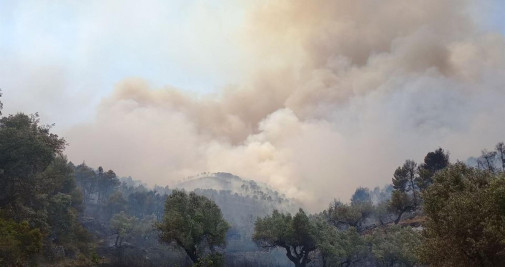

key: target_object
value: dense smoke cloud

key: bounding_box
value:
[66,0,505,210]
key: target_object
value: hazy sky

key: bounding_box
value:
[2,0,505,210]
[1,0,252,125]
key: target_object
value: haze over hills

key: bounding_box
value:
[171,172,298,266]
[174,172,299,210]
[3,106,505,266]
[3,0,505,266]
[120,172,297,266]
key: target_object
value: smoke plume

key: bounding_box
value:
[66,0,505,210]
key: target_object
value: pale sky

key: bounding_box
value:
[1,0,252,127]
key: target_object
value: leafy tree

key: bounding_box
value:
[478,149,498,172]
[105,191,127,219]
[74,163,97,204]
[495,142,505,171]
[96,167,119,205]
[372,201,394,226]
[388,190,414,225]
[194,253,225,267]
[0,218,42,266]
[350,187,371,204]
[110,211,139,247]
[313,218,338,267]
[156,190,229,264]
[368,225,421,267]
[128,190,157,218]
[47,193,74,241]
[0,113,93,263]
[416,148,449,190]
[389,160,419,224]
[326,200,372,232]
[392,160,418,207]
[313,218,367,267]
[420,163,505,266]
[253,209,317,267]
[0,113,66,215]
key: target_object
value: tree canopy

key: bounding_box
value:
[420,163,505,266]
[314,218,367,267]
[0,113,93,265]
[253,209,317,267]
[417,148,449,190]
[156,190,230,264]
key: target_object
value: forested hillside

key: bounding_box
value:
[2,94,505,267]
[4,0,505,265]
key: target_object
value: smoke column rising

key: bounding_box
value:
[66,0,505,210]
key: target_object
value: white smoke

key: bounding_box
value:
[64,0,505,210]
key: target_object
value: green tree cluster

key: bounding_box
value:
[325,200,373,232]
[255,207,422,267]
[74,163,119,207]
[0,113,93,265]
[0,218,42,266]
[156,190,230,265]
[389,148,449,224]
[314,218,367,267]
[368,225,421,266]
[253,209,317,267]
[420,163,505,266]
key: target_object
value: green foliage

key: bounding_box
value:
[392,160,416,192]
[74,163,97,204]
[351,187,371,204]
[368,225,421,267]
[96,167,120,205]
[326,200,372,231]
[392,161,418,206]
[253,209,317,267]
[193,252,225,267]
[73,163,119,206]
[373,200,393,226]
[106,191,127,217]
[0,113,66,220]
[156,190,230,263]
[0,218,42,266]
[313,218,367,267]
[388,190,413,224]
[416,148,449,190]
[389,160,420,224]
[0,113,93,264]
[420,163,505,266]
[110,211,139,247]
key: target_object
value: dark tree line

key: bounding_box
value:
[2,92,505,267]
[0,112,95,266]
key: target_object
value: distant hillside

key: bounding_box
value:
[175,172,298,210]
[174,172,298,266]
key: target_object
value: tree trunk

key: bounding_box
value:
[410,178,418,208]
[184,248,199,264]
[499,145,505,171]
[284,247,306,267]
[394,207,408,224]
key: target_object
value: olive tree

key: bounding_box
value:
[156,190,229,264]
[253,209,317,267]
